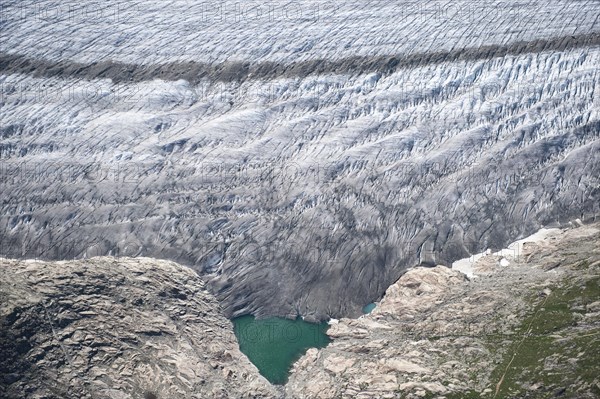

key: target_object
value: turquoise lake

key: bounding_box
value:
[232,315,331,384]
[362,303,377,314]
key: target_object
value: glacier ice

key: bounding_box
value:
[1,0,599,320]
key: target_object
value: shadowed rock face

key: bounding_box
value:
[1,0,600,321]
[0,257,277,399]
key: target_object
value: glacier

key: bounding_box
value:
[1,0,599,320]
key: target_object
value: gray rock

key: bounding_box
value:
[286,223,600,398]
[0,257,277,399]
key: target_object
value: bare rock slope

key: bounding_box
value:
[286,222,600,398]
[0,257,277,399]
[1,222,598,399]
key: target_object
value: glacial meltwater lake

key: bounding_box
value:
[232,315,331,384]
[362,303,377,314]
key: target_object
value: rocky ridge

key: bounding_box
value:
[1,222,599,399]
[0,257,277,399]
[285,222,600,398]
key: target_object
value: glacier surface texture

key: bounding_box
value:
[1,0,599,320]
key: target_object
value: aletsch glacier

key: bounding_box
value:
[1,0,599,321]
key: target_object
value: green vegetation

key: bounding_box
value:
[445,391,481,399]
[488,276,600,398]
[232,315,331,384]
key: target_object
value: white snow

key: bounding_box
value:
[452,227,562,277]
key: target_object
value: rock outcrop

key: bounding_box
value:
[285,222,600,398]
[0,257,277,399]
[1,223,598,399]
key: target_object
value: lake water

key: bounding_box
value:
[362,303,377,314]
[232,315,331,384]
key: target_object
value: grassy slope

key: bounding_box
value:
[488,271,600,399]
